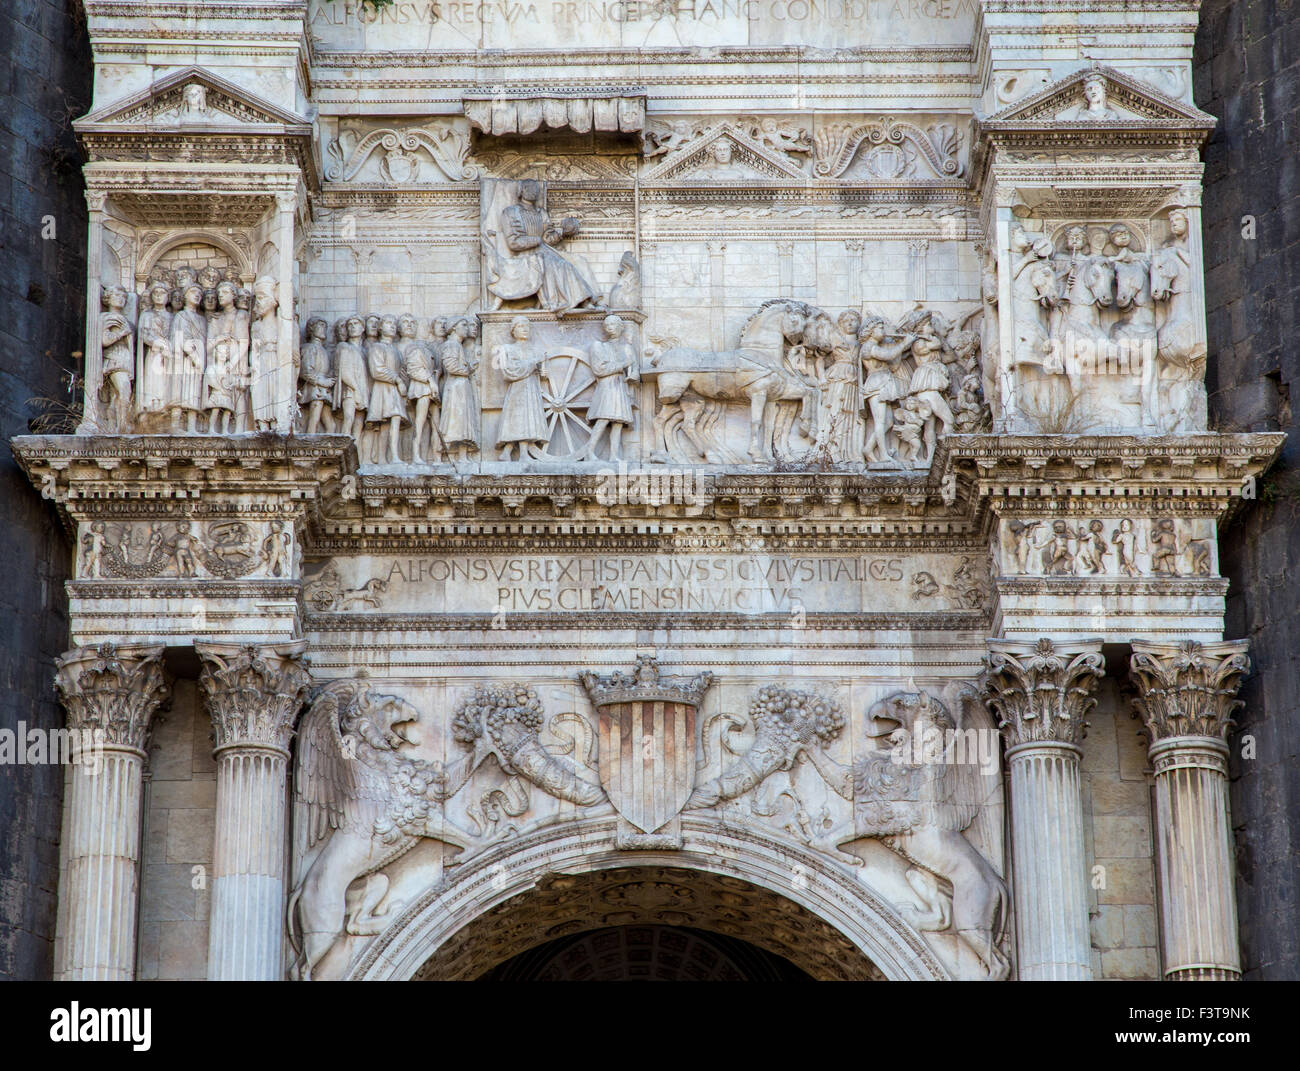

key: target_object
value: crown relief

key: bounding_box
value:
[579,656,715,709]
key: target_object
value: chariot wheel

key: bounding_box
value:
[540,349,596,459]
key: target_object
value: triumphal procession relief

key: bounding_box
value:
[13,1,1283,982]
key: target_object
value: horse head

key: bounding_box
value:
[1150,248,1184,302]
[1027,262,1058,308]
[1084,258,1115,308]
[1113,257,1149,310]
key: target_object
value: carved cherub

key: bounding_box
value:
[643,119,693,158]
[261,519,292,578]
[81,521,107,579]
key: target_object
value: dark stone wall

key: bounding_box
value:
[1195,0,1300,981]
[0,0,90,980]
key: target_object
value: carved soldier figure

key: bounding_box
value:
[859,317,914,464]
[1108,222,1159,428]
[578,314,639,462]
[335,315,369,452]
[488,179,600,315]
[299,317,336,434]
[168,283,207,433]
[398,314,438,463]
[495,316,550,461]
[99,285,135,432]
[135,282,173,420]
[232,288,253,429]
[249,277,280,432]
[366,315,407,465]
[439,318,480,463]
[906,317,955,460]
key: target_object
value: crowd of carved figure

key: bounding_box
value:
[99,264,286,435]
[1003,209,1203,433]
[1002,516,1213,578]
[297,310,487,465]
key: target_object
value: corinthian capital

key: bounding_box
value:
[197,641,310,754]
[54,643,170,753]
[981,638,1105,749]
[1129,640,1250,742]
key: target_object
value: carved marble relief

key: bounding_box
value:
[1000,212,1208,435]
[79,519,294,580]
[997,517,1215,578]
[286,668,1007,981]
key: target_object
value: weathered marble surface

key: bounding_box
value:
[14,0,1282,982]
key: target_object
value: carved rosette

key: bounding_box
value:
[1129,640,1250,744]
[980,638,1105,750]
[54,643,170,754]
[196,641,310,755]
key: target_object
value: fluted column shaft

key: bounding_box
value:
[982,637,1104,981]
[53,643,169,980]
[1130,640,1249,981]
[197,641,309,980]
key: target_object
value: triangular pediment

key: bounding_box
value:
[984,65,1216,128]
[76,66,311,133]
[642,124,808,183]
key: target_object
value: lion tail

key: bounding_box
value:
[285,884,308,981]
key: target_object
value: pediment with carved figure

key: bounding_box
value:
[641,124,809,183]
[981,65,1217,130]
[75,66,312,134]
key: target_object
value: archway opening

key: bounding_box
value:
[477,925,813,981]
[412,865,884,981]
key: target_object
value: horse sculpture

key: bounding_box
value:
[644,300,821,463]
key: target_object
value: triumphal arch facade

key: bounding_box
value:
[14,0,1284,981]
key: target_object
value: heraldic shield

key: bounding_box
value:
[579,656,714,835]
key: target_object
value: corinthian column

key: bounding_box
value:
[981,637,1104,980]
[53,643,170,980]
[1129,640,1250,981]
[197,641,310,980]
